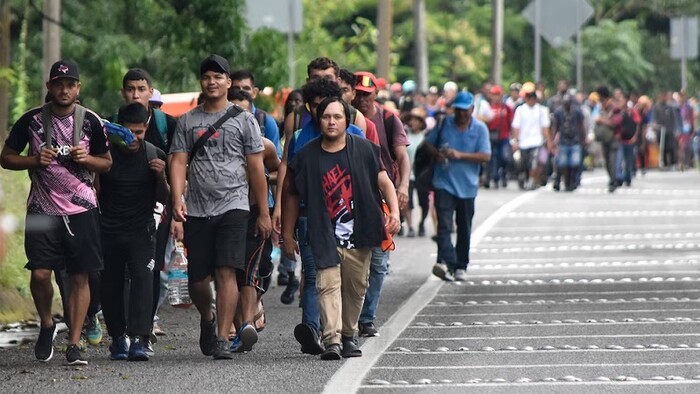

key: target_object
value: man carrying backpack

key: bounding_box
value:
[97,103,168,362]
[1,60,112,365]
[615,91,641,187]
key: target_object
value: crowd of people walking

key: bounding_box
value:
[2,54,697,366]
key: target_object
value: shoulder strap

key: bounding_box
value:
[144,140,158,162]
[153,109,168,145]
[41,104,53,148]
[73,104,86,146]
[188,105,244,166]
[435,116,446,146]
[350,107,357,126]
[382,108,397,161]
[254,108,267,135]
[293,108,302,132]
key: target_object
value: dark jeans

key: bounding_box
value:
[434,189,475,272]
[601,140,619,186]
[489,139,511,183]
[616,143,635,185]
[100,225,156,339]
[297,216,321,335]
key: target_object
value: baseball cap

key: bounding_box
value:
[443,81,458,93]
[452,91,475,110]
[49,60,80,81]
[355,71,378,93]
[200,54,230,76]
[402,80,416,93]
[490,85,504,95]
[150,89,163,106]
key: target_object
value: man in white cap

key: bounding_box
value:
[149,89,164,110]
[421,91,491,282]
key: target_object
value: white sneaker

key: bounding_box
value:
[454,269,467,282]
[432,263,453,281]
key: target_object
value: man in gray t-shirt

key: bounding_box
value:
[169,54,271,360]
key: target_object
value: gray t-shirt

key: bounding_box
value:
[171,104,264,217]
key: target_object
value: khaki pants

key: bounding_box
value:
[316,247,372,345]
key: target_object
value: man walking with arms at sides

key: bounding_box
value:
[281,97,400,360]
[424,92,491,282]
[0,60,112,365]
[97,103,168,362]
[169,55,271,360]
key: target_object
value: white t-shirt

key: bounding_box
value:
[512,103,550,149]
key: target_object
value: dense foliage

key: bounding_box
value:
[2,0,699,122]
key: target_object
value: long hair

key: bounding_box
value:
[315,97,351,132]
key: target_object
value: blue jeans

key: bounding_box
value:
[359,247,388,324]
[296,216,320,334]
[616,143,635,185]
[488,139,511,183]
[434,189,475,272]
[277,254,296,276]
[556,144,581,168]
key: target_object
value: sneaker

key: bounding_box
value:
[320,343,342,360]
[432,263,454,281]
[109,335,129,360]
[418,223,425,237]
[65,344,88,366]
[454,269,467,282]
[341,336,362,358]
[144,338,155,356]
[293,323,324,355]
[359,322,379,337]
[280,276,299,305]
[213,337,233,360]
[231,323,258,353]
[85,315,102,346]
[35,324,57,362]
[127,336,149,361]
[199,313,217,356]
[407,228,415,238]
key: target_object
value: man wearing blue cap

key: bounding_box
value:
[422,91,491,282]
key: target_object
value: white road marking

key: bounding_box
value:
[322,188,542,394]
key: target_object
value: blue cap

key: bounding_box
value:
[452,91,474,110]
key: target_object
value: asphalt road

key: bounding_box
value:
[1,170,699,393]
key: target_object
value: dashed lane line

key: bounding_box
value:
[322,185,542,394]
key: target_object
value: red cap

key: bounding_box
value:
[355,71,378,93]
[490,85,504,95]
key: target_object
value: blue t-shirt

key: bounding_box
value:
[427,115,491,199]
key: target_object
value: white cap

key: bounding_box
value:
[443,81,458,93]
[150,89,163,105]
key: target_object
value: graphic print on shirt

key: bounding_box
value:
[28,112,100,215]
[322,161,355,248]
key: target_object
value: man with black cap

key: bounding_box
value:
[169,54,271,360]
[1,60,112,365]
[97,102,168,362]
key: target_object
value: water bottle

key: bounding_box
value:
[167,242,192,308]
[439,142,450,169]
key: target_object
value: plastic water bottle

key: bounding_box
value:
[167,242,192,308]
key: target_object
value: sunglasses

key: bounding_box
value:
[357,75,375,89]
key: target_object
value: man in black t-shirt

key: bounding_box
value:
[97,103,168,362]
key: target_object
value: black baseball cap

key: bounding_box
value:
[49,60,80,81]
[200,54,230,76]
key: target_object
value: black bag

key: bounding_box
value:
[488,129,499,144]
[594,123,614,144]
[413,118,446,191]
[189,105,243,166]
[620,110,637,141]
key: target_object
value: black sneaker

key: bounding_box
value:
[341,336,362,358]
[127,336,149,362]
[359,322,379,337]
[199,313,217,356]
[277,273,289,286]
[280,276,299,305]
[35,324,57,362]
[293,323,324,355]
[212,337,233,360]
[320,343,342,360]
[65,344,88,366]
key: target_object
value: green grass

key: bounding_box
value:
[0,169,35,323]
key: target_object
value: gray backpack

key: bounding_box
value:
[41,103,87,148]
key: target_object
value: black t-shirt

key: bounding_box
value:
[98,143,166,235]
[319,147,355,248]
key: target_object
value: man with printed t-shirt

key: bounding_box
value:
[169,54,271,360]
[1,60,112,365]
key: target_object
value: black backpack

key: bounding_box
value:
[621,110,637,141]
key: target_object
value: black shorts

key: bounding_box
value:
[184,209,248,282]
[24,209,104,275]
[237,207,272,291]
